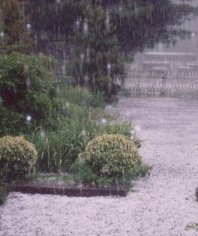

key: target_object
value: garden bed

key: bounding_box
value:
[6,181,127,197]
[5,172,128,197]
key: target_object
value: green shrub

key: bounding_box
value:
[82,134,142,178]
[69,156,132,189]
[0,52,63,136]
[0,136,38,182]
[59,85,105,108]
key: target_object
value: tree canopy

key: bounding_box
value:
[27,0,198,55]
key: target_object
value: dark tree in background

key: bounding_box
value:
[67,4,124,97]
[0,0,32,53]
[111,0,198,53]
[28,0,198,55]
[28,0,85,54]
[0,0,197,97]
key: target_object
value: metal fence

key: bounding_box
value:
[124,68,198,97]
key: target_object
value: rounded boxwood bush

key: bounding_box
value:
[82,134,142,178]
[0,136,38,182]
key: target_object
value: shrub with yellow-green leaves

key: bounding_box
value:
[82,134,142,178]
[0,136,37,182]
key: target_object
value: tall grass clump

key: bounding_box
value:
[58,85,105,108]
[27,102,132,172]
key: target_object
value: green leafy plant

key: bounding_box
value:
[81,134,143,178]
[0,52,63,136]
[0,136,38,182]
[69,156,97,185]
[69,156,133,189]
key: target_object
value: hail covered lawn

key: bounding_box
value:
[1,97,198,236]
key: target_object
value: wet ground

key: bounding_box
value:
[1,97,198,236]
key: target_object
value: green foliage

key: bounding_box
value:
[82,134,142,178]
[0,52,63,136]
[0,136,38,182]
[69,156,132,189]
[27,106,132,172]
[27,0,197,57]
[69,156,97,185]
[59,85,105,108]
[0,0,32,53]
[110,0,196,53]
[67,4,124,97]
[30,0,85,41]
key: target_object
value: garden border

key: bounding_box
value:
[6,182,127,197]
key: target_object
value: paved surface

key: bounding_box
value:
[1,97,198,236]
